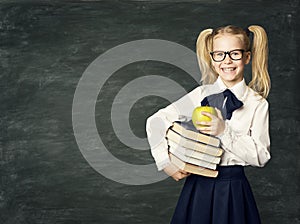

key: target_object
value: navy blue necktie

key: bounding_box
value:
[201,89,243,120]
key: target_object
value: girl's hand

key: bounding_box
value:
[170,170,191,182]
[196,108,225,136]
[163,163,190,181]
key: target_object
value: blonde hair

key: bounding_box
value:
[196,25,271,98]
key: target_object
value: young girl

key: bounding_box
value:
[146,25,271,224]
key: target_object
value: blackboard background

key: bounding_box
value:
[0,0,299,223]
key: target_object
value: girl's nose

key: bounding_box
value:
[223,54,233,63]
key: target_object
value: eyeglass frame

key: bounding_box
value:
[210,49,246,62]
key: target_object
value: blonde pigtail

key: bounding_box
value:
[248,25,271,98]
[196,28,217,84]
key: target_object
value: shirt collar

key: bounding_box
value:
[215,76,247,100]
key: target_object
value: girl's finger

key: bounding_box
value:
[180,170,189,175]
[215,108,224,120]
[201,111,214,118]
[196,121,210,126]
[199,126,212,132]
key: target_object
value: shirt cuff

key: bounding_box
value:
[151,141,170,171]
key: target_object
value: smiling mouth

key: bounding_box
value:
[222,67,236,72]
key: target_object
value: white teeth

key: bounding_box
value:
[223,68,235,72]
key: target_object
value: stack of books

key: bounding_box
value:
[166,120,223,178]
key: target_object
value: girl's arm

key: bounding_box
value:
[146,87,201,173]
[219,99,271,167]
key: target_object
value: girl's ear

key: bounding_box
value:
[245,51,251,65]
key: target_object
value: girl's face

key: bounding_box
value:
[211,34,251,87]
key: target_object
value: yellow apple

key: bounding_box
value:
[192,106,217,128]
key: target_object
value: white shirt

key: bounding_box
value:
[146,77,271,171]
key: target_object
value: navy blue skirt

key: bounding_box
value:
[170,166,261,224]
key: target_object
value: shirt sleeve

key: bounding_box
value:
[219,99,271,167]
[146,87,201,171]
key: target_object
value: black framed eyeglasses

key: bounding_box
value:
[210,49,245,62]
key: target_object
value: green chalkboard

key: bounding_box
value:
[0,0,299,223]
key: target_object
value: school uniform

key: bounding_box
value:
[146,77,271,224]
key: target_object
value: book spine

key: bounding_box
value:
[172,123,220,147]
[186,131,220,147]
[185,166,219,178]
[183,137,223,156]
[168,139,221,164]
[166,130,223,156]
[169,153,218,178]
[185,148,221,164]
[169,147,217,170]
